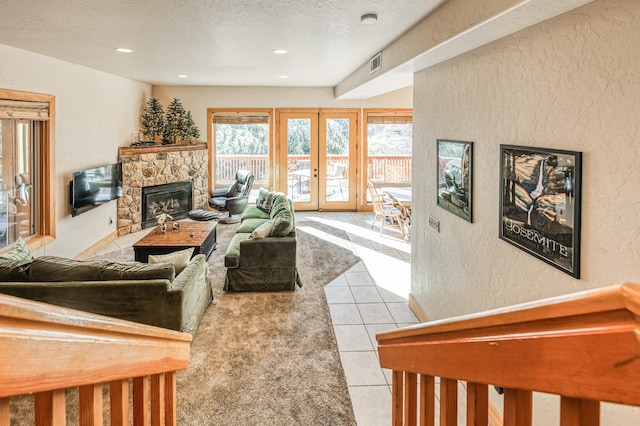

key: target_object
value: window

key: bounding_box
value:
[364,109,412,204]
[209,109,272,195]
[0,90,55,250]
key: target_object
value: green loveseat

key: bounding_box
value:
[224,191,301,291]
[0,254,212,335]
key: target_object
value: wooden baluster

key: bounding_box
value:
[503,388,532,426]
[164,372,177,426]
[420,374,435,426]
[440,378,458,426]
[79,383,103,426]
[405,372,418,425]
[392,370,403,426]
[35,389,66,426]
[466,382,488,426]
[560,397,600,426]
[133,376,149,426]
[150,373,165,426]
[0,397,9,426]
[110,380,130,426]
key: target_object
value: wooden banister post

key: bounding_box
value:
[35,389,66,426]
[150,373,165,426]
[503,389,532,426]
[420,374,435,426]
[79,383,103,425]
[0,398,9,426]
[405,372,418,425]
[560,397,600,426]
[440,378,458,426]
[392,370,403,426]
[164,372,178,426]
[467,382,488,426]
[133,376,149,426]
[110,380,130,426]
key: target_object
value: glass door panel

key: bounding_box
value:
[319,112,357,210]
[277,111,318,211]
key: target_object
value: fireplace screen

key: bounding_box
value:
[141,180,193,228]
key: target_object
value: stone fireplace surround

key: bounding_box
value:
[117,143,209,236]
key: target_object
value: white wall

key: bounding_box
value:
[0,44,151,257]
[412,1,639,421]
[413,0,640,319]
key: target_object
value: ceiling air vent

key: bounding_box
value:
[370,52,381,74]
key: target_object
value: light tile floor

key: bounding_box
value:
[296,211,416,426]
[86,211,416,426]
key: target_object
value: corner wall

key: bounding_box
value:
[0,44,151,257]
[412,0,640,319]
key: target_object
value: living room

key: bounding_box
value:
[2,0,640,424]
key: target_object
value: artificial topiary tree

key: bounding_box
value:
[184,110,201,141]
[163,98,186,144]
[140,98,165,142]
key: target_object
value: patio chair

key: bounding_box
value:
[326,164,345,196]
[366,181,405,237]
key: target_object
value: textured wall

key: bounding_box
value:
[412,0,640,319]
[0,44,151,258]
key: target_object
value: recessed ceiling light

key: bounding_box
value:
[273,49,288,55]
[279,75,289,79]
[115,48,133,53]
[360,13,378,24]
[178,74,188,78]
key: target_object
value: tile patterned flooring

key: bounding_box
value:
[87,211,415,425]
[298,211,416,425]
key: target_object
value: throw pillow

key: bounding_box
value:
[250,220,275,239]
[256,188,275,213]
[3,238,33,261]
[148,247,194,275]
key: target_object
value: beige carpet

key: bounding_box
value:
[9,220,360,425]
[176,220,360,425]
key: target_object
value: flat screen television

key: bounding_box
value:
[70,162,123,216]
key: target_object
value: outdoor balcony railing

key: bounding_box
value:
[214,155,411,186]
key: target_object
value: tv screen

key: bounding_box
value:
[70,162,123,216]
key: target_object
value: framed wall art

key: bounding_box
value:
[436,139,473,222]
[499,145,582,278]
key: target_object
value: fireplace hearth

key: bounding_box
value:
[141,181,192,228]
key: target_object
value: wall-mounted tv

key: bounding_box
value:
[70,162,123,216]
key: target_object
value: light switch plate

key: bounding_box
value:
[428,215,440,232]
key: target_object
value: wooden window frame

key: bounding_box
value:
[0,88,56,252]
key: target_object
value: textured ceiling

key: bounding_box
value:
[0,0,443,87]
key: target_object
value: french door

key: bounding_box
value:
[276,109,358,211]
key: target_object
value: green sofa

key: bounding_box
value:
[0,254,212,335]
[224,191,301,291]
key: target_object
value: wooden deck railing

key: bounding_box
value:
[377,282,640,425]
[215,154,412,185]
[0,294,191,425]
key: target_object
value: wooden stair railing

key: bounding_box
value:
[377,282,640,425]
[0,293,192,425]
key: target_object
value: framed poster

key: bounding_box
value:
[499,145,582,278]
[437,139,473,222]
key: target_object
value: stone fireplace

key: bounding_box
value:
[118,143,209,236]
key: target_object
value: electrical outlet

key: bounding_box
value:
[428,215,440,232]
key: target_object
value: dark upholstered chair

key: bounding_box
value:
[208,170,254,223]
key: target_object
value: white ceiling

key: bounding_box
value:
[0,0,444,88]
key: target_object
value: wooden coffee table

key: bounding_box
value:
[133,221,217,262]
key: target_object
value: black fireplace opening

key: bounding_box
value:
[141,180,193,228]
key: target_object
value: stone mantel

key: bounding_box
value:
[117,142,209,236]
